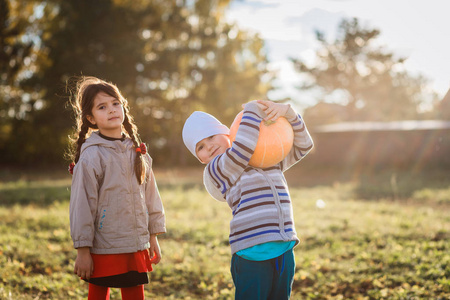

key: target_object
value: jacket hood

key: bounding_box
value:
[80,131,133,155]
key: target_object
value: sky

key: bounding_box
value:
[226,0,450,109]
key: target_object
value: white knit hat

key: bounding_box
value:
[182,111,230,160]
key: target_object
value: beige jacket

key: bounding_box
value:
[70,132,166,254]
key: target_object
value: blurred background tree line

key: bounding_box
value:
[0,0,444,168]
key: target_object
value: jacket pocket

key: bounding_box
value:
[96,191,116,234]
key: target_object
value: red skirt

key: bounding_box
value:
[85,250,155,288]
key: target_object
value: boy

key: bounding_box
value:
[182,100,313,299]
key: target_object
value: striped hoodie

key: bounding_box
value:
[203,101,314,254]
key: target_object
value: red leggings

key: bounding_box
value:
[88,283,145,300]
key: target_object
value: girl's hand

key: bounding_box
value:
[74,247,94,280]
[256,100,290,122]
[149,234,162,264]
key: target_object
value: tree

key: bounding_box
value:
[292,18,437,123]
[0,0,35,157]
[0,0,272,166]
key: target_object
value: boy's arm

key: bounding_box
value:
[279,104,314,171]
[204,101,263,200]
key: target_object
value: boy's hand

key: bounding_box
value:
[149,234,162,264]
[74,247,94,280]
[257,100,290,122]
[242,100,266,110]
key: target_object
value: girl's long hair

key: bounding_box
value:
[68,76,147,184]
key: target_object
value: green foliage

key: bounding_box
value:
[0,0,34,88]
[0,0,35,154]
[0,179,70,206]
[0,0,272,166]
[0,169,449,299]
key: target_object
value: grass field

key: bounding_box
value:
[0,167,449,299]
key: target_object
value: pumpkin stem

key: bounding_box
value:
[264,120,276,126]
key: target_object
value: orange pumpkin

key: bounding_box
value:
[229,111,294,168]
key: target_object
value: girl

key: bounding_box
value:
[68,76,166,300]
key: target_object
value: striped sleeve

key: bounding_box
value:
[280,106,314,172]
[205,102,263,198]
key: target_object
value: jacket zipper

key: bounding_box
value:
[256,169,289,240]
[123,142,139,248]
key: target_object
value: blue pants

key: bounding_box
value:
[231,249,295,300]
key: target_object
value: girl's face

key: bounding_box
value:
[87,92,124,138]
[195,134,231,164]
